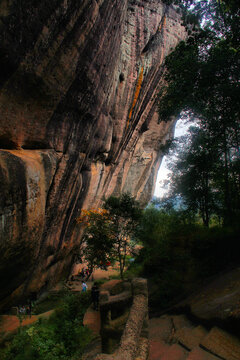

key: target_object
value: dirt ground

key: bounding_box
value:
[71,263,120,280]
[0,310,54,338]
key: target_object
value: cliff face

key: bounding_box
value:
[0,0,186,308]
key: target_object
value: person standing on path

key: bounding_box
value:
[81,281,88,292]
[91,282,100,310]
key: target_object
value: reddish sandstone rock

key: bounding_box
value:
[0,0,186,308]
[187,347,220,360]
[160,343,189,360]
[174,326,208,350]
[200,327,240,360]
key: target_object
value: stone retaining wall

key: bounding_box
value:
[95,278,149,360]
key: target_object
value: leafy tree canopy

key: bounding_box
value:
[103,193,142,279]
[76,194,142,279]
[158,0,239,124]
[157,0,240,225]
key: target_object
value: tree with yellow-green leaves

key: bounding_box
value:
[76,194,142,279]
[76,208,114,278]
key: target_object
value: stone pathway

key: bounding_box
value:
[83,308,101,335]
[148,314,240,360]
[83,279,122,335]
[53,267,122,336]
[65,265,120,292]
[0,265,121,340]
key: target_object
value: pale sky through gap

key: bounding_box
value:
[154,119,191,198]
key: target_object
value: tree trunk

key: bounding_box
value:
[223,142,231,225]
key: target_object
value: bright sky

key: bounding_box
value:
[154,119,191,198]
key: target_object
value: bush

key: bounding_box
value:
[33,288,69,315]
[0,292,92,360]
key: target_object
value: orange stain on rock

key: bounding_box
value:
[159,15,167,65]
[127,66,144,128]
[158,15,166,32]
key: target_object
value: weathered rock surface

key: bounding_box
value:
[187,347,220,360]
[0,0,186,308]
[149,314,240,360]
[174,326,208,350]
[201,327,240,360]
[179,267,240,321]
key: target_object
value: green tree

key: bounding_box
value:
[158,0,240,224]
[76,209,115,278]
[104,193,142,279]
[134,203,240,311]
[76,194,142,279]
[166,127,220,226]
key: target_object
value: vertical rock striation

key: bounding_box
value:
[0,0,186,308]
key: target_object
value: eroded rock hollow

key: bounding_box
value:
[0,0,186,308]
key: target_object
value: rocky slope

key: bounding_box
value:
[149,267,240,359]
[149,314,240,360]
[0,0,186,309]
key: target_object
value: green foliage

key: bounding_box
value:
[104,193,142,222]
[162,123,240,226]
[80,210,115,275]
[0,292,92,360]
[103,193,142,279]
[77,194,142,279]
[140,0,240,308]
[158,0,240,225]
[33,288,69,315]
[164,127,219,226]
[134,207,240,311]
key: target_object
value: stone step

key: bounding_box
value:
[174,325,208,350]
[149,315,173,342]
[200,327,240,360]
[149,339,189,360]
[171,315,194,331]
[160,343,189,360]
[187,346,221,360]
[149,339,171,360]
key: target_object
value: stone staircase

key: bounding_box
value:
[149,314,240,360]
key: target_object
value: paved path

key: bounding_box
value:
[83,279,122,336]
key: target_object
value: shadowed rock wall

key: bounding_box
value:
[0,0,186,308]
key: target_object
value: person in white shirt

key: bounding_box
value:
[81,281,88,292]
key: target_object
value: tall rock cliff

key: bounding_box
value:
[0,0,186,308]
